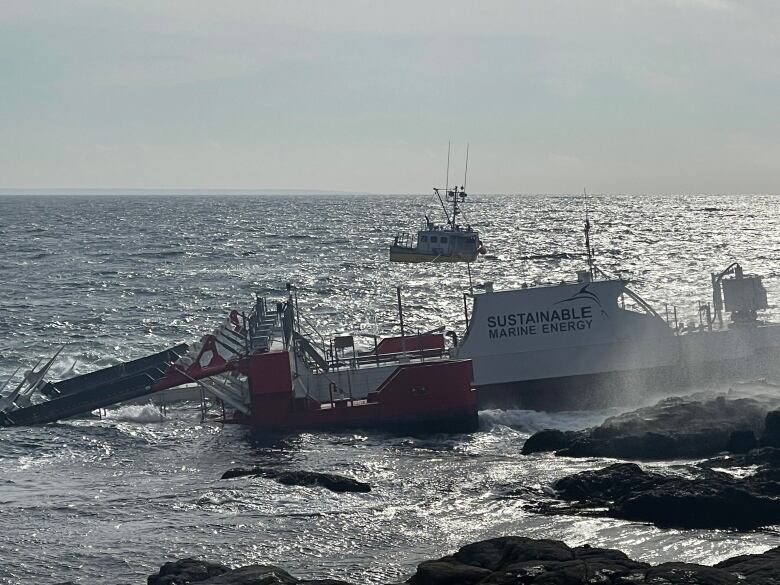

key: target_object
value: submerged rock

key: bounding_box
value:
[523,394,778,460]
[541,461,780,529]
[147,558,231,585]
[221,467,371,493]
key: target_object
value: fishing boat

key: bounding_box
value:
[390,146,486,263]
[0,288,478,433]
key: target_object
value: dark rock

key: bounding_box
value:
[644,562,738,584]
[615,483,780,530]
[521,429,579,455]
[548,462,780,529]
[726,430,756,453]
[553,463,668,503]
[406,536,764,584]
[408,558,491,585]
[221,468,371,493]
[298,581,357,585]
[714,545,780,584]
[762,410,780,447]
[199,565,297,585]
[525,394,777,460]
[148,558,231,585]
[149,538,780,585]
[572,544,650,576]
[453,536,573,570]
[700,447,780,469]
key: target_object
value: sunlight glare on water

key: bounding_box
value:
[1,194,779,584]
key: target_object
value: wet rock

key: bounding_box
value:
[147,558,231,585]
[149,561,356,585]
[221,468,371,493]
[298,581,357,585]
[408,558,492,585]
[520,429,579,455]
[524,395,776,460]
[407,538,647,584]
[762,410,780,447]
[552,463,668,503]
[545,462,780,529]
[643,562,738,584]
[714,545,780,584]
[198,565,297,585]
[726,430,757,453]
[700,446,780,469]
[148,539,780,585]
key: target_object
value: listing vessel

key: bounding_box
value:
[0,288,478,432]
[454,254,780,409]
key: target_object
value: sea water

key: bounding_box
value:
[1,194,778,584]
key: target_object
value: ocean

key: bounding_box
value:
[1,193,779,584]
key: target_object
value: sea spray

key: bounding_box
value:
[103,404,165,423]
[478,407,624,433]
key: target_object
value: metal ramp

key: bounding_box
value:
[0,344,189,427]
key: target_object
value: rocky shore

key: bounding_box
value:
[522,393,780,460]
[64,535,779,584]
[521,390,780,530]
[532,459,780,529]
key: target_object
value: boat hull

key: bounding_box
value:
[475,345,780,411]
[457,279,780,410]
[389,246,478,263]
[238,351,479,434]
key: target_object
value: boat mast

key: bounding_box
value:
[584,188,594,278]
[445,141,450,198]
[463,143,469,189]
[434,142,453,226]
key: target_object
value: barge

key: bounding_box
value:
[0,289,478,433]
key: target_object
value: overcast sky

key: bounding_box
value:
[2,1,779,194]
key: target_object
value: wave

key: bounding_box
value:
[478,407,623,433]
[103,404,165,423]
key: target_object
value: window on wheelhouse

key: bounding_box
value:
[430,236,438,243]
[419,235,428,242]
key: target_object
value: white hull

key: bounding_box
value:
[456,279,780,406]
[389,247,478,263]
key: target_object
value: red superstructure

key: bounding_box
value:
[151,290,478,434]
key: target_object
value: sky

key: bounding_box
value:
[1,0,780,194]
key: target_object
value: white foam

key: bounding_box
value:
[479,407,623,433]
[103,404,166,423]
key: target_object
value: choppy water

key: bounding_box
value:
[1,194,779,584]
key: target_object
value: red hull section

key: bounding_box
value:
[235,351,477,433]
[373,333,445,356]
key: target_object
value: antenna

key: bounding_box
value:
[463,142,469,190]
[584,188,594,278]
[445,141,451,195]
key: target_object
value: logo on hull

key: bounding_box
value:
[486,285,603,340]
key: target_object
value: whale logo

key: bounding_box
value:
[555,284,608,317]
